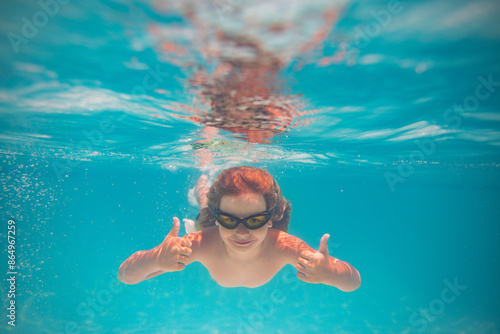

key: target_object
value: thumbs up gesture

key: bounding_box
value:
[295,234,335,284]
[154,217,193,272]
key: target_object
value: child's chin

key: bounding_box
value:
[229,240,258,251]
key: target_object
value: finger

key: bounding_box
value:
[171,244,192,255]
[174,262,186,271]
[296,262,306,270]
[179,238,192,248]
[299,250,314,260]
[300,251,319,262]
[298,257,311,268]
[167,217,180,237]
[319,234,330,256]
[176,254,190,263]
[179,246,192,257]
[295,266,309,280]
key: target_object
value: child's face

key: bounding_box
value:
[217,192,272,255]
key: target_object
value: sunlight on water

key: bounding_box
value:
[0,0,498,173]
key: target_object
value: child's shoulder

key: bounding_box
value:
[270,228,304,244]
[270,228,310,251]
[269,229,313,258]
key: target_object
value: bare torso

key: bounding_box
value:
[187,226,293,288]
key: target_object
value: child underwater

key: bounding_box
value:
[118,166,361,291]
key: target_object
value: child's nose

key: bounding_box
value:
[235,223,250,236]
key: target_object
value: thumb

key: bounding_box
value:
[318,234,330,256]
[167,217,180,237]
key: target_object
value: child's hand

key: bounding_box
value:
[295,234,335,284]
[154,217,192,272]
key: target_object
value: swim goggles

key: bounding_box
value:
[209,204,275,230]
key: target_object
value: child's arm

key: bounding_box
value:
[278,232,361,292]
[118,249,159,285]
[118,217,200,285]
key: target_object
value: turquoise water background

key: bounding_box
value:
[1,0,500,333]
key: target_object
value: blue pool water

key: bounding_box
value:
[1,0,500,333]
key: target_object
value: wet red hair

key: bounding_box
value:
[196,166,291,232]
